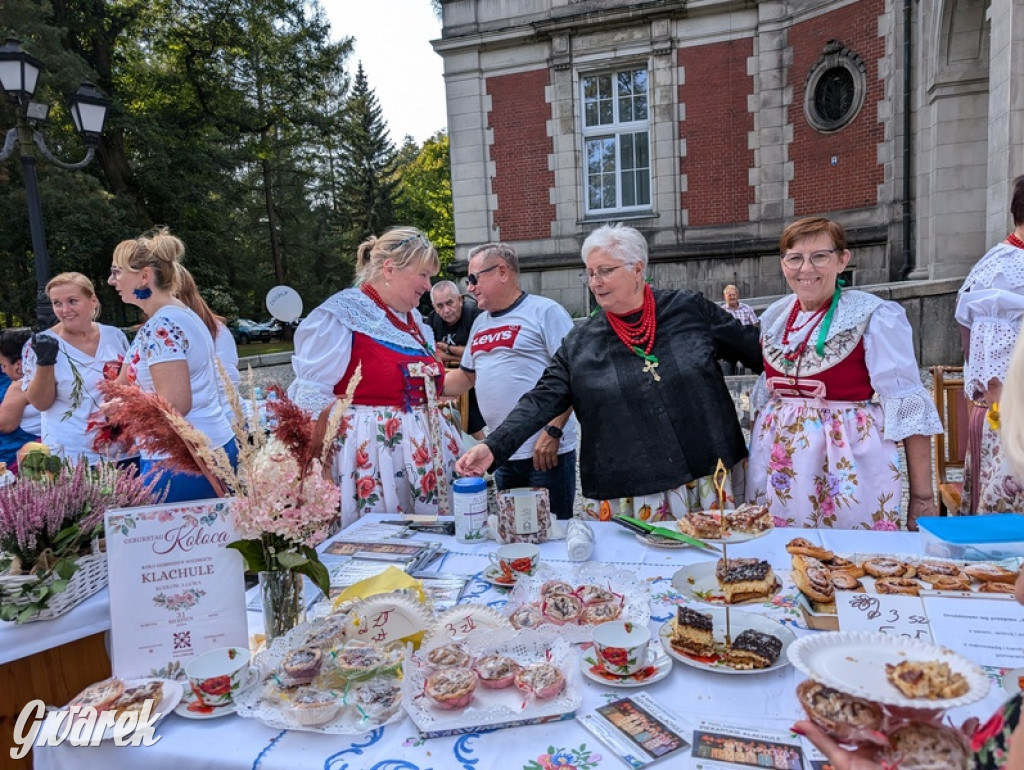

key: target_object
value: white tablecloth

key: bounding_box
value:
[31,519,1011,769]
[0,588,110,666]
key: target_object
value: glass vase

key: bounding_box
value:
[259,569,305,643]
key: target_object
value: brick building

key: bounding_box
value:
[433,0,1024,315]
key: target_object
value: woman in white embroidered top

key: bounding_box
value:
[108,228,237,502]
[22,272,129,464]
[287,227,462,527]
[954,173,1024,514]
[747,217,943,530]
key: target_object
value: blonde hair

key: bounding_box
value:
[1002,332,1024,480]
[45,272,100,320]
[355,227,439,286]
[112,226,187,295]
[176,267,224,339]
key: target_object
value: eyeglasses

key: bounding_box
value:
[466,264,500,286]
[578,265,623,285]
[780,249,838,269]
[390,232,428,250]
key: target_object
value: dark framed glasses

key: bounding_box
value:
[466,264,500,286]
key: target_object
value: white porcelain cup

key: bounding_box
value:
[487,542,540,580]
[184,646,251,708]
[592,622,651,676]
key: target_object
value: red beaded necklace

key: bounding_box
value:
[606,284,660,381]
[1007,232,1024,250]
[361,283,432,354]
[779,296,833,369]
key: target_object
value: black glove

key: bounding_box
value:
[31,333,60,366]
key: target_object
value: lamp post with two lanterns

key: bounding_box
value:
[0,37,110,327]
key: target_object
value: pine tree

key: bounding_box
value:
[336,63,398,243]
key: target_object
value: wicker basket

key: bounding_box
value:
[0,540,108,623]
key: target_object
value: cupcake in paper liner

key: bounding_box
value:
[286,687,342,726]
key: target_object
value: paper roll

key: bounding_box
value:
[566,534,593,561]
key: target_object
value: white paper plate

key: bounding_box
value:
[580,645,673,688]
[658,609,795,675]
[425,604,515,645]
[671,561,782,606]
[787,631,991,709]
[49,679,182,740]
[1001,667,1024,696]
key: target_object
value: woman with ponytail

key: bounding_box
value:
[746,217,942,530]
[108,228,236,502]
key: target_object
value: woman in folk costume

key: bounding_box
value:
[747,217,943,530]
[287,227,462,526]
[954,173,1024,514]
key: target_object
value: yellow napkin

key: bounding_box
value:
[331,565,426,609]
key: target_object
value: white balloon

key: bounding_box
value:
[266,285,303,322]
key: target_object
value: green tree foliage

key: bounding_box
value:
[335,63,398,249]
[0,0,453,325]
[394,131,455,274]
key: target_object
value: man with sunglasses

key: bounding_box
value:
[443,243,579,519]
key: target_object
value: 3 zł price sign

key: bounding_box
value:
[836,593,933,641]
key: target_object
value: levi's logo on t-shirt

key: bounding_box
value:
[472,325,521,352]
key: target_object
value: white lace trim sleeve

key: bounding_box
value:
[286,305,353,416]
[751,372,770,415]
[863,303,943,440]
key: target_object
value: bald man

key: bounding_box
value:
[720,285,758,375]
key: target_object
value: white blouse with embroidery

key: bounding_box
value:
[954,242,1024,399]
[287,288,436,416]
[753,290,943,441]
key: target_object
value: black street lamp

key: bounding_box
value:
[0,38,110,327]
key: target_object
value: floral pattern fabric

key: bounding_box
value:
[336,405,462,528]
[971,692,1021,770]
[579,462,745,521]
[747,399,903,529]
[961,408,1024,514]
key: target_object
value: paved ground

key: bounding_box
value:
[241,355,934,528]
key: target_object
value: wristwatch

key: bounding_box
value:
[543,424,563,439]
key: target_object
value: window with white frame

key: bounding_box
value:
[581,68,651,214]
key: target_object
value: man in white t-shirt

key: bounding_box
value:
[443,243,579,518]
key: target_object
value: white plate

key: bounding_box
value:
[674,512,773,544]
[1003,667,1024,696]
[480,565,518,588]
[636,533,693,549]
[176,667,258,719]
[48,679,183,740]
[425,604,515,644]
[580,645,673,688]
[671,561,781,606]
[787,631,991,709]
[658,609,795,675]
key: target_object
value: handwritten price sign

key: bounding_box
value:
[836,593,933,641]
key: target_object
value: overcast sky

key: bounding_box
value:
[320,0,448,145]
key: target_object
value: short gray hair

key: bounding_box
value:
[430,280,460,302]
[581,223,649,270]
[468,242,519,274]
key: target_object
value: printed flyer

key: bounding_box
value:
[106,498,248,679]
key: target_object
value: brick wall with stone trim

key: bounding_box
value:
[679,38,757,226]
[486,69,556,242]
[787,0,886,215]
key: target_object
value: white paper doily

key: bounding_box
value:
[403,628,582,735]
[503,562,651,644]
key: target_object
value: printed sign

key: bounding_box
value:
[924,595,1024,668]
[835,592,932,642]
[105,498,248,679]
